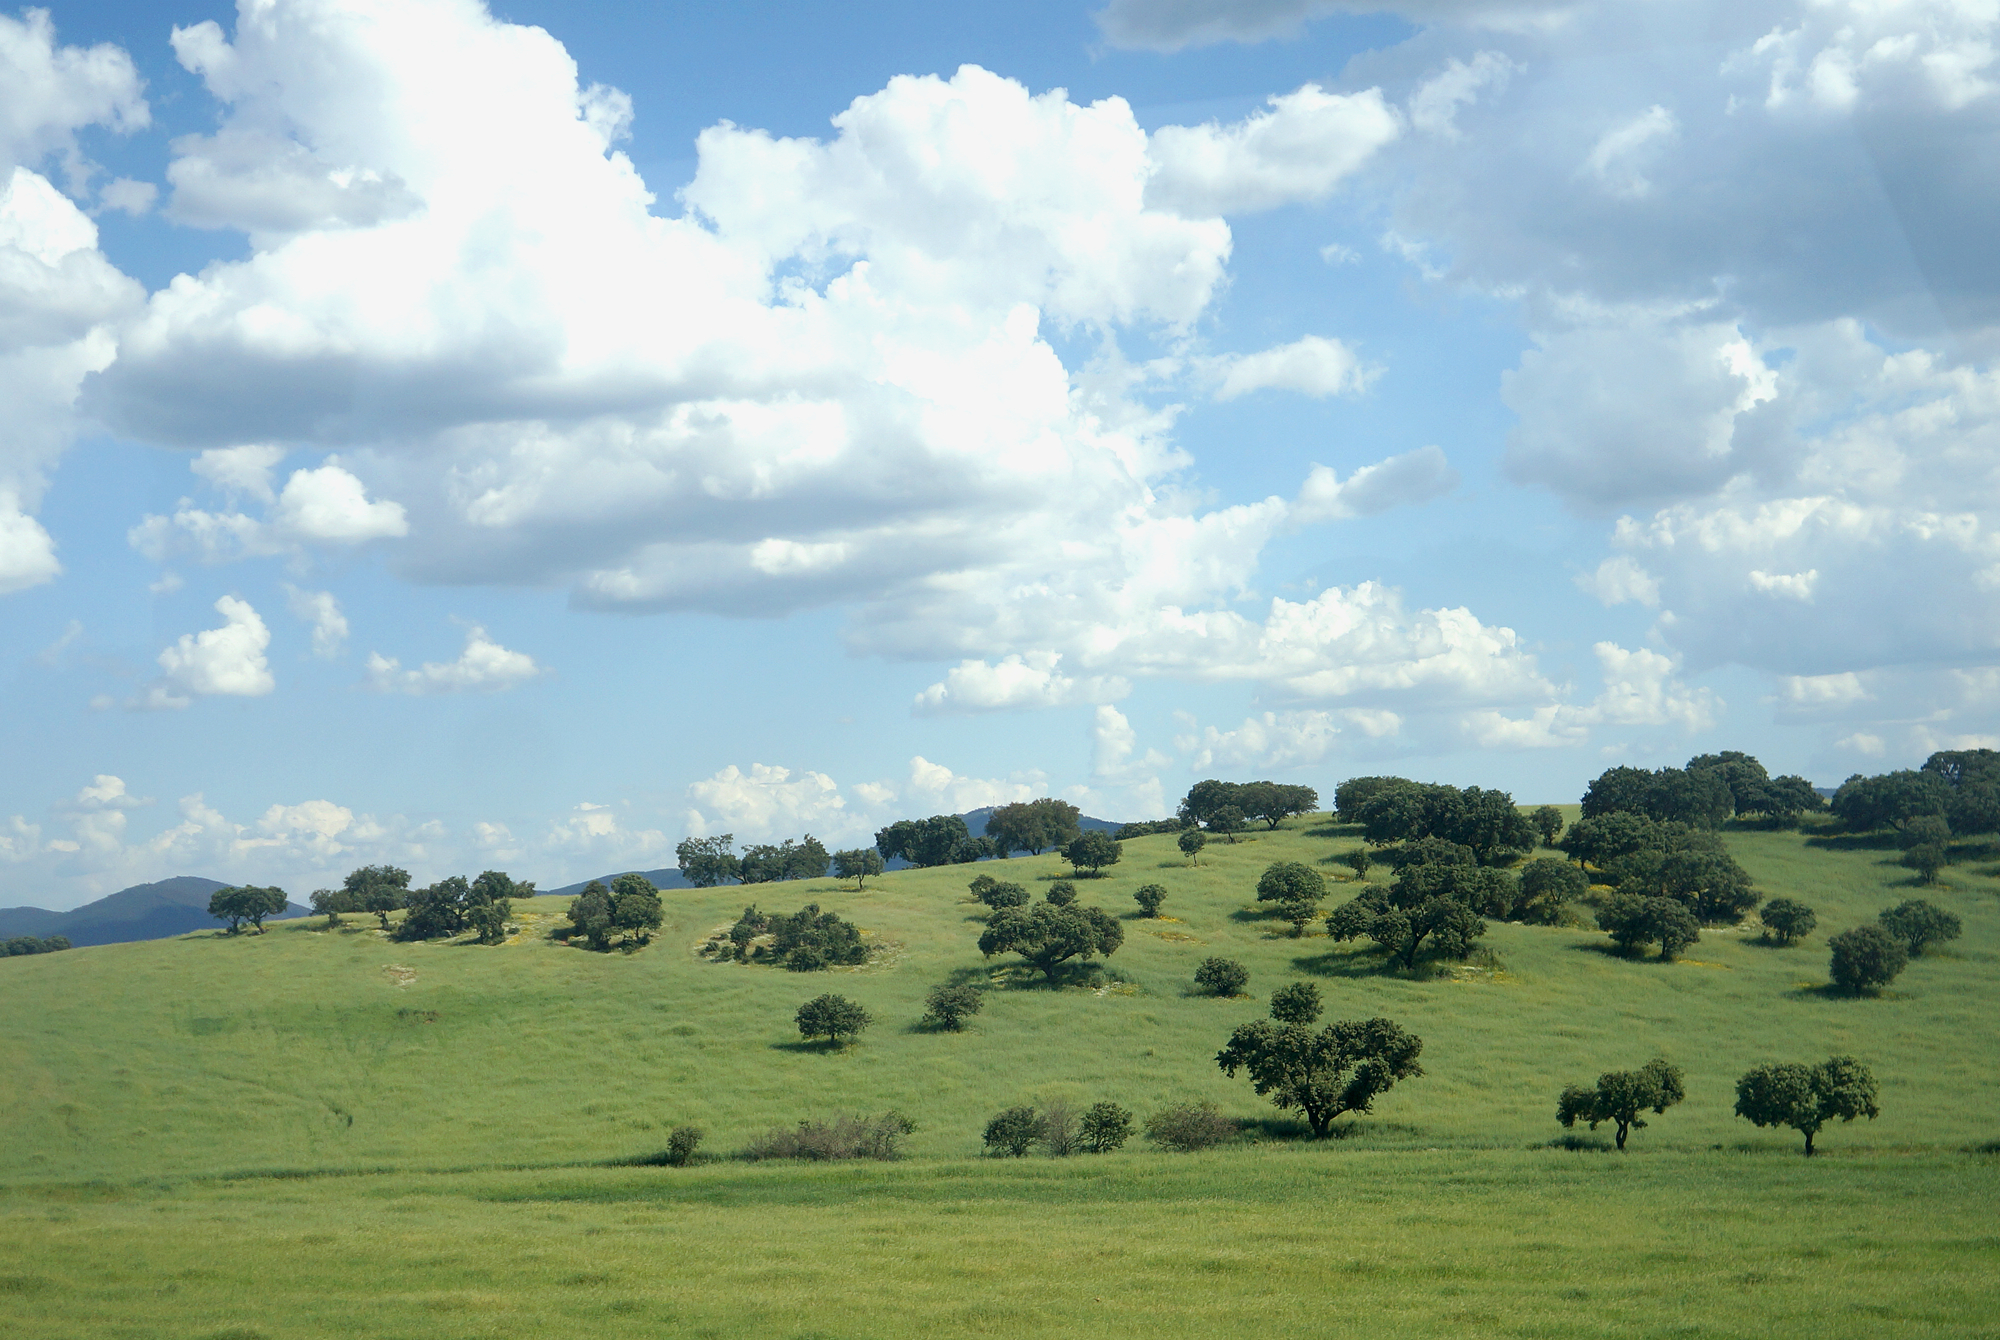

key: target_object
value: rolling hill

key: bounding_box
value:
[0,875,307,947]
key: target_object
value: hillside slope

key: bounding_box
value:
[0,875,308,947]
[2,817,1995,1183]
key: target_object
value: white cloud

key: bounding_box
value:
[283,584,348,658]
[191,444,284,502]
[914,652,1129,714]
[1410,51,1519,138]
[1146,83,1400,215]
[1208,334,1374,400]
[0,9,148,169]
[273,462,409,541]
[683,763,852,842]
[1181,708,1351,769]
[1292,446,1457,522]
[0,502,60,592]
[366,625,541,695]
[1747,567,1818,601]
[1463,641,1720,747]
[1581,104,1677,199]
[1779,671,1871,708]
[905,755,1044,813]
[1576,555,1661,608]
[141,595,275,708]
[95,177,155,216]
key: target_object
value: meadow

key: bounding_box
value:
[4,814,1999,1335]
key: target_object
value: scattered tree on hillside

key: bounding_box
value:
[565,881,616,951]
[1597,894,1700,961]
[1079,1101,1134,1153]
[1734,1056,1878,1155]
[1926,747,2000,835]
[741,835,831,884]
[1531,805,1566,847]
[1208,806,1246,842]
[1065,831,1122,876]
[1828,923,1909,993]
[1269,981,1321,1024]
[876,815,988,867]
[342,864,411,929]
[1614,841,1759,923]
[1878,899,1962,956]
[1045,879,1078,907]
[5,935,69,956]
[1194,956,1249,997]
[983,798,1082,856]
[1758,898,1817,946]
[983,1106,1043,1156]
[1345,779,1537,866]
[1901,842,1946,885]
[1556,1058,1685,1150]
[1831,769,1950,834]
[1143,1100,1237,1151]
[208,885,289,934]
[1558,812,1661,872]
[664,1126,703,1167]
[1178,779,1316,831]
[1343,848,1371,881]
[968,874,1029,910]
[466,869,529,945]
[1178,828,1207,865]
[560,873,662,952]
[1257,860,1327,935]
[1215,990,1425,1138]
[979,903,1124,981]
[1517,858,1587,925]
[832,847,885,889]
[676,834,741,887]
[764,903,868,970]
[398,875,473,941]
[1581,764,1733,829]
[1324,858,1494,971]
[309,888,346,927]
[1134,883,1167,917]
[796,994,871,1047]
[921,982,983,1031]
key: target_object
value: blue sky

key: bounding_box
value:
[4,0,1997,907]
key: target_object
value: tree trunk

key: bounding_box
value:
[1615,1122,1628,1150]
[1803,1130,1815,1156]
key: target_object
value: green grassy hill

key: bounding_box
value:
[5,815,1997,1183]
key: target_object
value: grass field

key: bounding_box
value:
[4,814,1999,1334]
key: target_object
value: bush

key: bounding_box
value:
[1194,956,1249,997]
[664,1125,704,1166]
[1900,843,1946,884]
[1517,858,1587,924]
[1134,884,1168,917]
[795,993,871,1045]
[1178,829,1207,864]
[1045,879,1078,907]
[1879,899,1962,955]
[768,904,869,969]
[1079,1101,1134,1153]
[1342,849,1371,880]
[1065,831,1122,876]
[1269,981,1321,1024]
[1144,1100,1237,1152]
[741,1112,916,1162]
[1760,897,1817,946]
[920,982,983,1031]
[1040,1099,1079,1156]
[983,1105,1044,1157]
[1828,923,1909,993]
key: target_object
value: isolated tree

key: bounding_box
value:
[983,1105,1043,1157]
[876,814,980,867]
[610,872,664,942]
[1134,883,1168,917]
[209,885,289,934]
[1256,862,1327,937]
[832,847,884,889]
[208,886,252,934]
[1597,894,1700,961]
[1178,829,1207,866]
[676,834,741,887]
[1079,1101,1134,1153]
[1759,897,1817,946]
[921,982,984,1031]
[1239,782,1320,829]
[1065,830,1122,876]
[1901,842,1946,885]
[984,798,1082,856]
[1878,899,1962,956]
[795,993,871,1047]
[1342,849,1371,880]
[1194,956,1249,997]
[968,875,1029,910]
[1269,981,1321,1024]
[1531,805,1566,847]
[1366,897,1488,970]
[566,881,615,951]
[1556,1058,1685,1150]
[664,1126,703,1167]
[978,903,1124,981]
[1045,879,1078,907]
[1215,992,1425,1138]
[309,887,350,928]
[1734,1056,1879,1155]
[1828,923,1909,993]
[1517,858,1587,924]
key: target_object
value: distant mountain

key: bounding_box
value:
[0,876,309,948]
[546,808,1136,896]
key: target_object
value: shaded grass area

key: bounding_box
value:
[4,1150,1998,1338]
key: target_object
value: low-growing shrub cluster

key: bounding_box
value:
[5,934,69,956]
[982,1100,1133,1156]
[742,1112,917,1161]
[717,903,869,969]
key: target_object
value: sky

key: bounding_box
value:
[4,0,1999,909]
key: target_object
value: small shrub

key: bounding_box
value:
[1144,1100,1237,1152]
[970,874,1030,909]
[1194,956,1249,997]
[1178,829,1207,865]
[1134,884,1167,916]
[1901,843,1946,884]
[1079,1101,1134,1153]
[1342,849,1371,880]
[741,1112,916,1161]
[1759,897,1816,946]
[1040,1099,1079,1156]
[983,1105,1044,1157]
[665,1125,704,1166]
[1046,880,1078,907]
[1269,981,1321,1025]
[795,993,871,1045]
[920,982,983,1031]
[1878,899,1962,955]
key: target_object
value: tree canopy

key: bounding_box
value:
[1340,778,1537,866]
[795,994,870,1046]
[876,814,987,867]
[1828,923,1908,993]
[978,902,1123,981]
[676,834,742,887]
[1064,830,1121,876]
[1179,779,1318,830]
[1734,1056,1879,1155]
[983,798,1081,855]
[1878,899,1961,956]
[1215,988,1424,1138]
[1556,1058,1685,1149]
[207,885,289,934]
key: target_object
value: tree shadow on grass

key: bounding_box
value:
[1289,946,1407,979]
[1786,981,1912,1002]
[1803,831,1898,852]
[1543,1133,1616,1152]
[1304,821,1362,839]
[768,1039,857,1054]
